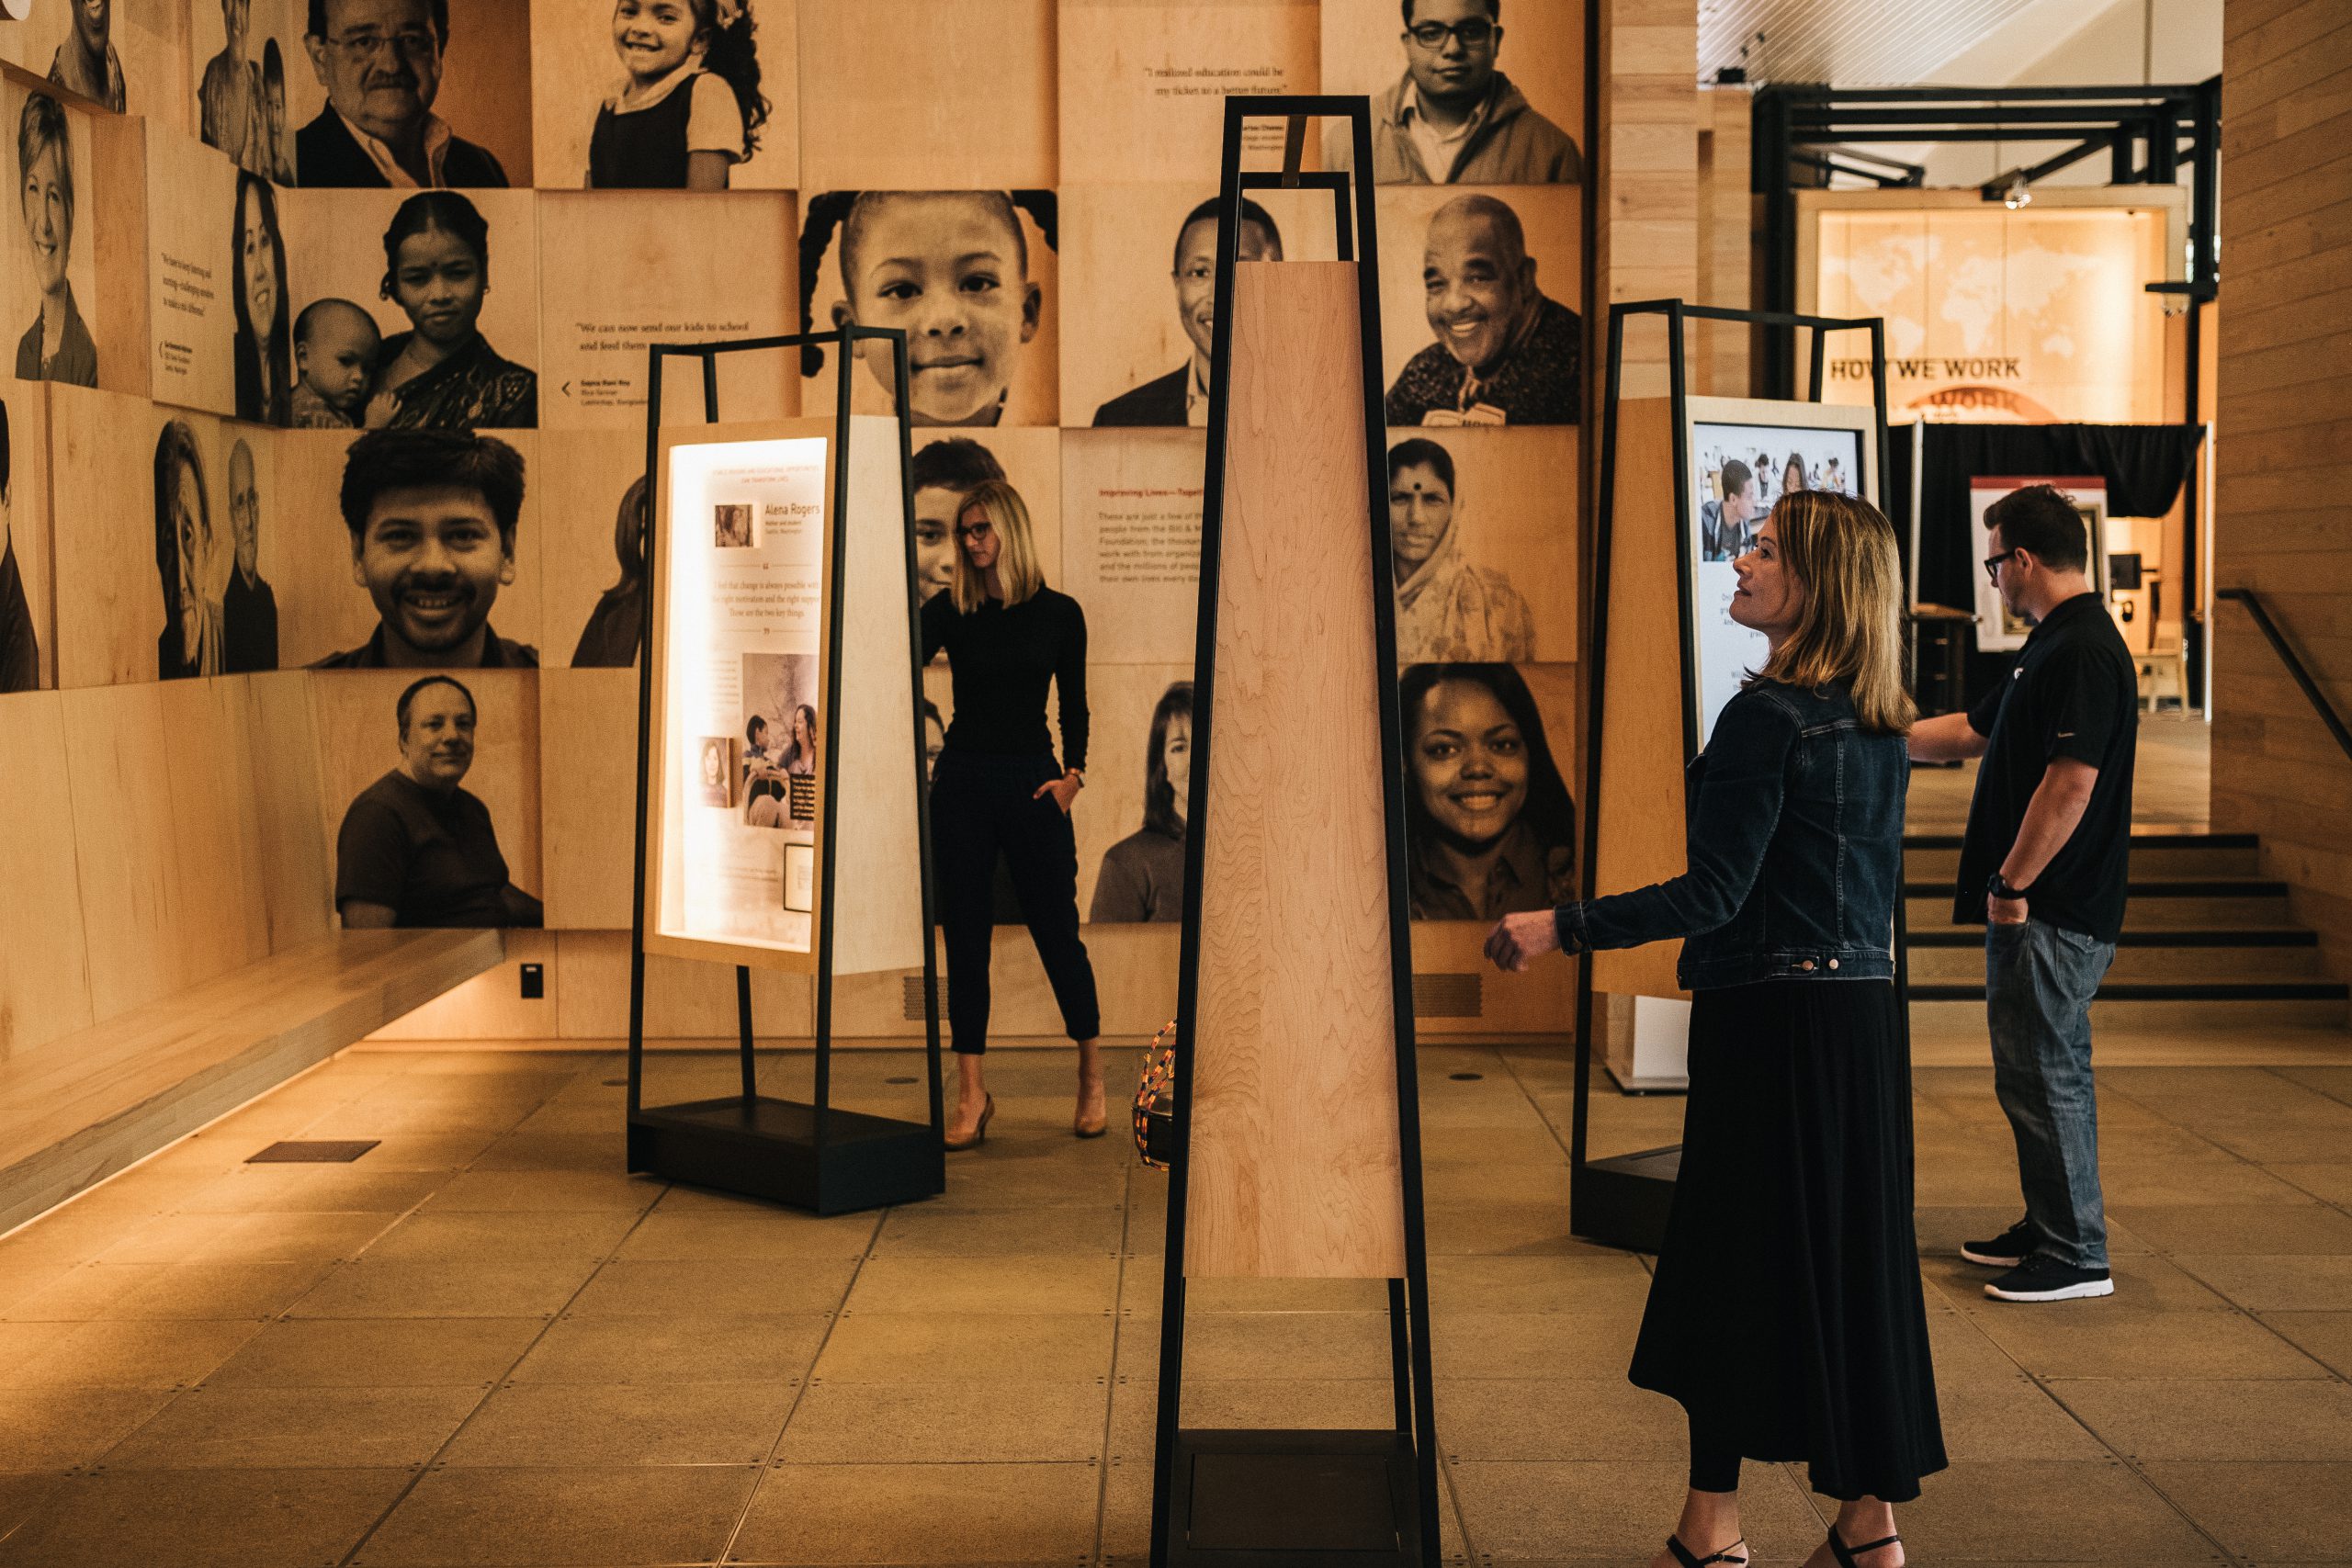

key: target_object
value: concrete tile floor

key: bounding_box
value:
[0,1040,2348,1565]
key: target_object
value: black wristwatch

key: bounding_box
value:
[1987,871,2032,901]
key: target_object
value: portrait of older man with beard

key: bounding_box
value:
[1386,193,1579,427]
[298,0,508,186]
[313,429,537,669]
[1091,196,1284,428]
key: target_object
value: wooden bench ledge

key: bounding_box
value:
[0,929,504,1234]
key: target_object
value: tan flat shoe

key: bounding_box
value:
[945,1093,995,1152]
[1074,1079,1107,1139]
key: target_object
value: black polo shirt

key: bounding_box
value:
[335,770,517,928]
[1955,592,2138,942]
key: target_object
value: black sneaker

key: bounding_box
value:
[1984,1254,2114,1303]
[1961,1218,2037,1269]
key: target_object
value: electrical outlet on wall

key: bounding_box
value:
[519,964,545,1000]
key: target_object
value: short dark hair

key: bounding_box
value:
[1170,197,1283,272]
[396,674,474,739]
[1720,458,1753,501]
[1402,0,1499,25]
[308,0,449,46]
[1387,436,1455,497]
[262,37,285,85]
[746,714,768,745]
[339,430,526,543]
[910,436,1005,495]
[1984,484,2088,570]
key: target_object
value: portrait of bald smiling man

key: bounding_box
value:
[313,428,537,669]
[299,0,509,186]
[1385,193,1580,427]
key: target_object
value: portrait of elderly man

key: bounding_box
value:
[299,0,509,187]
[1386,194,1580,427]
[335,673,543,929]
[1328,0,1580,186]
[1091,196,1284,428]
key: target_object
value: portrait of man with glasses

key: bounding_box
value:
[298,0,509,188]
[1327,0,1582,186]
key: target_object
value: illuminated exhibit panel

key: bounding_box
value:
[1681,396,1878,747]
[653,431,831,959]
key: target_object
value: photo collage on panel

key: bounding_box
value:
[6,0,1585,931]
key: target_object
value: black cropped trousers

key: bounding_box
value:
[930,749,1102,1055]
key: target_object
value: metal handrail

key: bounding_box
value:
[2218,588,2352,763]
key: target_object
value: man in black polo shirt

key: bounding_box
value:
[1910,485,2136,1303]
[336,674,543,928]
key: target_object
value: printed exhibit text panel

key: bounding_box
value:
[650,422,831,963]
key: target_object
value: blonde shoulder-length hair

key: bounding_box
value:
[951,478,1046,614]
[1745,489,1916,736]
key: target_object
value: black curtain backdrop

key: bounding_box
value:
[1887,422,2204,701]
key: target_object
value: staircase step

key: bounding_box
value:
[1912,990,2350,1030]
[1907,933,2325,986]
[1904,838,2261,880]
[1906,886,2297,931]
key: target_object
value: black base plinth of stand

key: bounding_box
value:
[1164,1428,1423,1566]
[1570,1142,1681,1254]
[628,1095,943,1215]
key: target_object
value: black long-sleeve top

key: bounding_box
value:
[920,586,1089,772]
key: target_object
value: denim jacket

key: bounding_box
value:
[1556,679,1905,989]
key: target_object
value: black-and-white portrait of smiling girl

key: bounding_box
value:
[799,189,1057,428]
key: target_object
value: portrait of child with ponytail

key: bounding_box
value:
[589,0,770,189]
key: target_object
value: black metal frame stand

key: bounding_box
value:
[1570,300,1904,1254]
[1148,96,1439,1568]
[623,326,945,1217]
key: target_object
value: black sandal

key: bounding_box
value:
[1828,1528,1901,1567]
[1667,1536,1748,1568]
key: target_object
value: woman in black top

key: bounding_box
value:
[920,478,1102,1148]
[1486,492,1941,1568]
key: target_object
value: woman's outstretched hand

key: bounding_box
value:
[1484,909,1562,973]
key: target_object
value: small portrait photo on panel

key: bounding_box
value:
[291,0,516,187]
[1088,678,1193,925]
[13,86,100,387]
[712,500,754,548]
[153,418,232,680]
[291,188,538,430]
[551,0,780,189]
[1400,660,1576,921]
[220,433,282,670]
[1379,186,1579,427]
[197,0,301,182]
[1388,434,1530,663]
[0,392,46,693]
[43,0,129,114]
[695,734,738,808]
[1320,0,1583,186]
[1094,194,1283,429]
[799,189,1059,428]
[233,170,295,424]
[740,650,818,829]
[335,673,545,928]
[311,427,538,669]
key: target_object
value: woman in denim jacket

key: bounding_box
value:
[1487,491,1944,1568]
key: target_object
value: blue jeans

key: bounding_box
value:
[1984,917,2115,1270]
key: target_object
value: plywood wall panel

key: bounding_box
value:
[1057,1,1318,186]
[550,930,816,1042]
[61,680,190,1021]
[156,673,271,982]
[539,666,639,931]
[1185,260,1405,1280]
[0,690,96,1058]
[3,378,58,690]
[797,0,1056,191]
[49,384,175,688]
[243,668,333,952]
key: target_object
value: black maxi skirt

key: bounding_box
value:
[1628,978,1947,1503]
